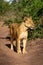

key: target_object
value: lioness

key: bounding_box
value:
[9,17,35,54]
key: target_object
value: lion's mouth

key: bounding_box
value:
[30,27,34,29]
[24,24,35,30]
[25,25,29,28]
[25,25,33,29]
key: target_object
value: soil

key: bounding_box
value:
[0,21,43,65]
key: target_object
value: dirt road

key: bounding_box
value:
[0,21,43,65]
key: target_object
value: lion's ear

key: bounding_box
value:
[29,17,32,20]
[23,17,28,22]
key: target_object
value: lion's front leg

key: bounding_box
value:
[22,39,27,54]
[17,39,21,54]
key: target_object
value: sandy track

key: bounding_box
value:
[0,21,43,65]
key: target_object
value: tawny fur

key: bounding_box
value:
[9,17,35,54]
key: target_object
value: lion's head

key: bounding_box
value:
[24,17,35,29]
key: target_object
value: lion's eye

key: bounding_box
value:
[24,20,25,22]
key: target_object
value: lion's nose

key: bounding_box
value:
[33,23,35,27]
[33,24,37,30]
[31,24,35,29]
[33,23,35,28]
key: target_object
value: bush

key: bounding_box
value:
[0,0,43,39]
[11,0,43,39]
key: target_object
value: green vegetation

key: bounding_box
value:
[0,0,43,39]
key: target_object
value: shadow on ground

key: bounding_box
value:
[6,44,17,52]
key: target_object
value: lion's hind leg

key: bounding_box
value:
[10,32,14,50]
[11,37,14,50]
